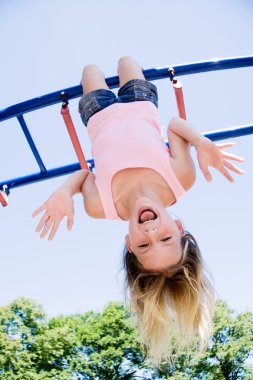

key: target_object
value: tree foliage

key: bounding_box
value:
[0,298,148,379]
[0,297,252,379]
[155,300,253,379]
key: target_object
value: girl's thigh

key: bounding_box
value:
[117,56,145,87]
[81,64,109,94]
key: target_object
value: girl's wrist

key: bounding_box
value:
[59,186,75,197]
[193,135,206,149]
[60,169,89,197]
[168,118,204,148]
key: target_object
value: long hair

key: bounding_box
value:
[122,232,215,366]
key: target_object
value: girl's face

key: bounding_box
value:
[125,198,184,271]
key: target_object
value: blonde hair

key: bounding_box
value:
[122,232,215,366]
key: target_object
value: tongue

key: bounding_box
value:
[140,210,156,223]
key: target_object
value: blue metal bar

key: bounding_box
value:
[1,124,252,191]
[17,115,47,173]
[2,163,82,190]
[203,124,253,142]
[1,55,253,122]
[0,159,93,190]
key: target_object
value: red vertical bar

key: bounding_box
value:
[172,78,187,120]
[61,105,89,170]
[0,187,8,207]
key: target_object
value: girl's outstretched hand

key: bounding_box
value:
[195,137,245,182]
[32,188,74,240]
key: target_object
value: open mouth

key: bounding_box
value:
[138,208,158,224]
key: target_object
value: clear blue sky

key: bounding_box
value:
[0,0,252,318]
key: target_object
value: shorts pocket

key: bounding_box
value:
[79,96,101,126]
[134,89,149,100]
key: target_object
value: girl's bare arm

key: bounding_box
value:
[60,169,90,195]
[168,117,202,150]
[168,117,244,182]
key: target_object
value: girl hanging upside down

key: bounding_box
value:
[32,56,244,365]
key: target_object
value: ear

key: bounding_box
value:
[175,219,185,236]
[125,234,132,252]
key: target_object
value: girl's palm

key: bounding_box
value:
[196,137,244,182]
[32,188,74,240]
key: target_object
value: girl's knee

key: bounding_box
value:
[82,64,101,77]
[81,64,108,93]
[117,56,143,83]
[118,56,136,67]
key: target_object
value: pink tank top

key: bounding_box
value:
[87,101,186,220]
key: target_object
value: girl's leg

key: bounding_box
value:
[81,64,109,94]
[117,56,145,88]
[79,65,117,126]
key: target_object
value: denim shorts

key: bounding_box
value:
[78,79,158,126]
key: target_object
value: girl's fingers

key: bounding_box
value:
[216,142,236,149]
[204,171,212,182]
[40,217,54,239]
[48,221,60,241]
[220,166,234,183]
[224,159,245,174]
[35,213,50,233]
[222,151,245,162]
[32,204,46,217]
[67,215,74,231]
[217,142,245,162]
[200,164,212,182]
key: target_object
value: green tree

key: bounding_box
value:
[0,297,78,379]
[61,302,149,379]
[193,300,253,380]
[0,298,151,379]
[154,300,253,379]
[0,298,252,379]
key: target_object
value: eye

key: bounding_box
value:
[138,243,149,248]
[161,236,172,242]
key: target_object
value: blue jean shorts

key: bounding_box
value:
[78,79,158,126]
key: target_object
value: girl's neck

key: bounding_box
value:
[117,185,164,220]
[112,168,175,220]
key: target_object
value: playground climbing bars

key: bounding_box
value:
[0,55,253,202]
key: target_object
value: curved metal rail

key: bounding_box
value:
[1,55,253,194]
